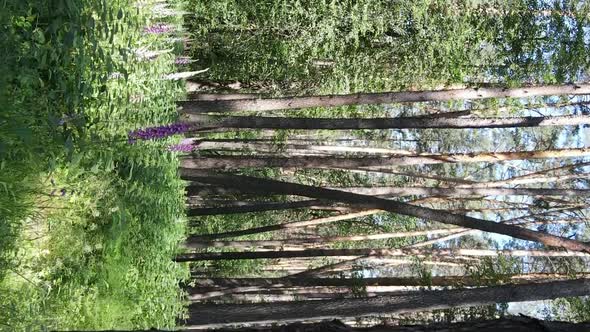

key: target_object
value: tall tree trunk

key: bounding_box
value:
[185,229,459,249]
[178,83,590,113]
[191,273,588,289]
[333,187,590,197]
[61,317,590,331]
[181,114,590,130]
[186,210,379,241]
[186,140,413,155]
[180,170,590,252]
[180,148,590,169]
[187,199,338,216]
[184,279,590,327]
[187,93,261,101]
[175,248,590,262]
[204,317,590,331]
[220,318,590,332]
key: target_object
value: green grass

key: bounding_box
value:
[1,0,189,330]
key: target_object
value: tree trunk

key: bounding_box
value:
[187,93,261,101]
[175,248,590,262]
[408,208,586,249]
[187,199,337,216]
[184,279,590,327]
[180,148,590,169]
[189,273,588,293]
[333,187,590,197]
[180,170,590,252]
[210,273,587,288]
[60,317,590,331]
[181,114,590,130]
[208,317,590,331]
[178,83,590,113]
[187,140,413,155]
[186,210,379,241]
[185,229,459,249]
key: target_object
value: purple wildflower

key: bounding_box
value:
[175,56,191,65]
[128,122,194,143]
[143,23,174,34]
[60,188,67,196]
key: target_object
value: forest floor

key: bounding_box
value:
[1,0,189,330]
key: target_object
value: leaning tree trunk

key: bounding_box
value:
[183,278,590,327]
[186,210,380,242]
[181,114,590,129]
[178,83,590,112]
[180,170,590,253]
[180,148,590,169]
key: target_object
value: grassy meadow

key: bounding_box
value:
[1,0,189,329]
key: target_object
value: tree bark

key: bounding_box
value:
[178,83,590,113]
[187,93,261,101]
[184,279,590,327]
[180,170,590,252]
[187,140,413,155]
[185,229,459,249]
[187,199,337,216]
[181,114,590,130]
[186,210,379,241]
[180,148,590,170]
[207,317,590,331]
[175,248,590,262]
[58,317,590,331]
[191,273,588,290]
[333,187,590,197]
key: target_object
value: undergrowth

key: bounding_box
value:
[1,0,189,330]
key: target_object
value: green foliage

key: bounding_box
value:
[186,0,590,97]
[464,256,522,285]
[1,0,188,330]
[551,297,590,323]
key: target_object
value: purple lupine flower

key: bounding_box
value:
[143,23,174,34]
[175,56,191,65]
[128,122,194,143]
